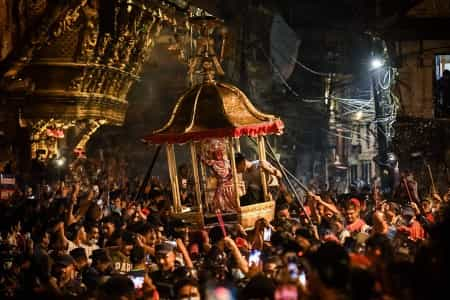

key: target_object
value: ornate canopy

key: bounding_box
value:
[143,80,284,144]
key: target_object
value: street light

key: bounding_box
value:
[370,58,384,70]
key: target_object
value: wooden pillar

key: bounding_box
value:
[234,137,241,153]
[199,156,209,213]
[257,136,269,201]
[190,142,204,219]
[228,137,241,209]
[166,144,181,213]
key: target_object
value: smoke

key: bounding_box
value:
[87,42,190,180]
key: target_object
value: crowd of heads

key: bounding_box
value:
[1,156,450,300]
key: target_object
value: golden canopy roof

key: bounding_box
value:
[143,80,284,144]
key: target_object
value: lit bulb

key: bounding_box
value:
[354,111,363,120]
[56,158,65,167]
[371,58,383,69]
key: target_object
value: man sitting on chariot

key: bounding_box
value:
[235,152,282,205]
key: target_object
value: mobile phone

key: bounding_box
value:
[298,270,307,287]
[93,185,99,194]
[263,227,272,241]
[129,275,144,289]
[287,262,298,280]
[248,249,261,266]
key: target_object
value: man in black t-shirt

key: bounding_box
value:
[149,243,180,299]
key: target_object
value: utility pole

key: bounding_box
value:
[371,66,392,196]
[324,73,333,190]
[372,69,388,163]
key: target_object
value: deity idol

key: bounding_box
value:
[202,139,237,213]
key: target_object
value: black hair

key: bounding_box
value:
[278,203,290,211]
[102,214,121,230]
[97,275,135,300]
[70,247,87,261]
[67,222,83,241]
[234,152,246,165]
[85,222,99,234]
[241,274,276,300]
[32,229,49,244]
[366,233,394,262]
[209,225,225,244]
[175,278,199,297]
[308,242,350,290]
[130,246,145,265]
[121,231,136,246]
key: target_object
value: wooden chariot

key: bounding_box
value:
[142,16,284,229]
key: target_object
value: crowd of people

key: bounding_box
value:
[0,154,450,300]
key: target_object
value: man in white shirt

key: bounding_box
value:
[235,153,282,204]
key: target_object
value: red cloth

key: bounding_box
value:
[143,119,284,144]
[349,253,372,269]
[235,237,249,249]
[425,213,435,224]
[141,208,150,216]
[398,221,425,241]
[349,198,361,208]
[346,218,367,233]
[299,205,311,217]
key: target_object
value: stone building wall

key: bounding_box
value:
[389,0,450,192]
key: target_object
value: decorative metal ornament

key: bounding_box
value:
[1,0,179,156]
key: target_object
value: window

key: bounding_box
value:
[361,161,371,184]
[434,54,450,118]
[350,165,358,182]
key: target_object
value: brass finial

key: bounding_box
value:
[202,57,215,83]
[187,16,225,85]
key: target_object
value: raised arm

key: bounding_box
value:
[176,238,194,269]
[259,160,282,178]
[224,236,249,274]
[308,192,341,216]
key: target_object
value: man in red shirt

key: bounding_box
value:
[344,198,370,234]
[397,207,425,241]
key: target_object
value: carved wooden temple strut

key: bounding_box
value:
[0,0,183,158]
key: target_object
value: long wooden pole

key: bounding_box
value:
[426,164,436,193]
[133,145,162,202]
[199,156,209,213]
[190,142,204,224]
[235,138,241,153]
[257,136,269,201]
[228,137,241,209]
[265,138,313,224]
[166,144,181,213]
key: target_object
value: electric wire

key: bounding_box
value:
[270,42,330,77]
[259,45,300,97]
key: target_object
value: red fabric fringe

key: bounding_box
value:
[143,119,284,144]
